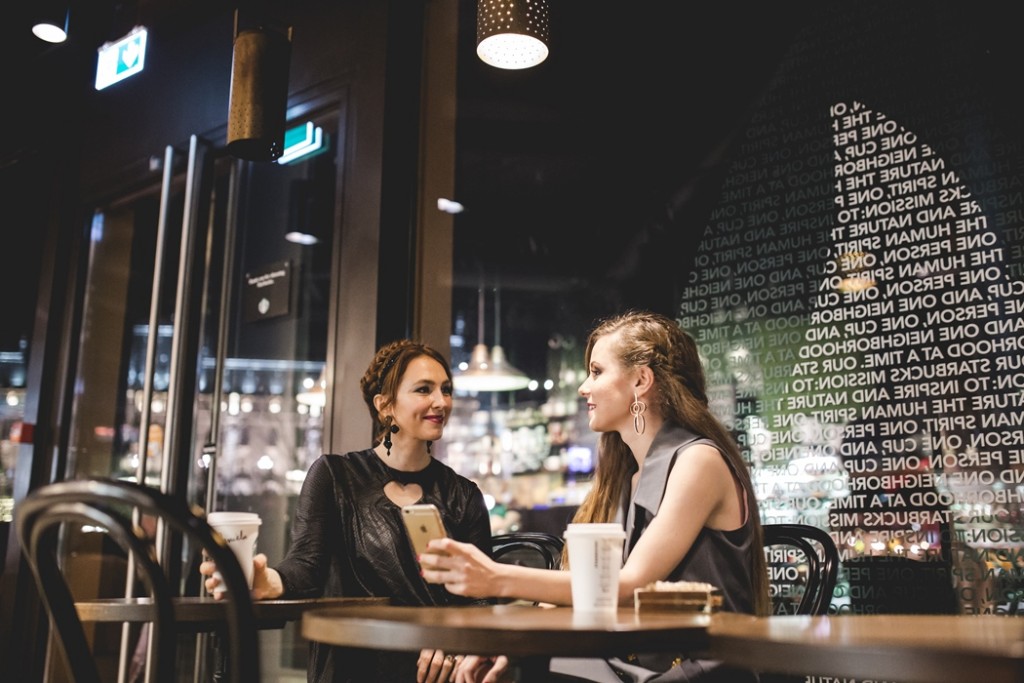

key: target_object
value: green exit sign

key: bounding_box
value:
[95,26,148,91]
[278,122,326,165]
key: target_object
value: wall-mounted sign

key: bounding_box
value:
[244,260,292,323]
[95,26,148,91]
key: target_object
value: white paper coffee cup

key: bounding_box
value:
[564,523,626,614]
[207,511,261,594]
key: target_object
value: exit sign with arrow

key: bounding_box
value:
[95,26,148,91]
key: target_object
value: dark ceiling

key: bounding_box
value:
[6,1,811,271]
[451,1,814,304]
[6,0,228,62]
[3,0,816,352]
[3,0,232,169]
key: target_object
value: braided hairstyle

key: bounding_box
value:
[569,310,770,616]
[359,339,453,447]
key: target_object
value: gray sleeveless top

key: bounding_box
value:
[620,423,757,614]
[550,424,760,682]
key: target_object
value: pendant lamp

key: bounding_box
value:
[32,5,70,43]
[296,368,326,407]
[226,11,293,161]
[835,251,878,293]
[454,285,531,393]
[476,0,550,70]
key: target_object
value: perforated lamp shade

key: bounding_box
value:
[476,0,550,70]
[225,15,293,161]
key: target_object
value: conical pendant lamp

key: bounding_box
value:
[454,285,530,393]
[296,367,326,407]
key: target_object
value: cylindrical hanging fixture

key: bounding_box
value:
[226,11,293,162]
[476,0,550,70]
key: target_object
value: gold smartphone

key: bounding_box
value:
[401,503,449,560]
[399,505,448,585]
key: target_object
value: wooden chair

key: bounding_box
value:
[15,478,259,683]
[491,531,565,570]
[762,523,840,616]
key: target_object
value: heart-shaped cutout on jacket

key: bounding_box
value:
[384,481,423,507]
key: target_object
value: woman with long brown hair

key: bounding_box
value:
[423,311,769,682]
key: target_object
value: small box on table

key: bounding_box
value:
[633,581,722,614]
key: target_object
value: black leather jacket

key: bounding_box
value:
[276,450,492,682]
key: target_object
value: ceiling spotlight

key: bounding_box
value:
[33,7,70,44]
[285,231,319,245]
[437,198,464,214]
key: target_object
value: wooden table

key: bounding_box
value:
[303,604,1024,683]
[76,596,388,632]
[708,612,1024,683]
[77,596,390,683]
[302,603,711,680]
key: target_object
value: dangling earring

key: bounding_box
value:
[383,420,399,456]
[426,441,432,455]
[631,392,646,435]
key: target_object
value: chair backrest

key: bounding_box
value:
[762,523,839,615]
[491,531,565,570]
[15,478,259,683]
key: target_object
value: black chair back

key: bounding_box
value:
[491,531,565,570]
[762,523,839,616]
[15,478,259,683]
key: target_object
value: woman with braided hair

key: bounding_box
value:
[200,339,491,683]
[422,311,769,682]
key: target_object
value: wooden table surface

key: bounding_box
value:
[302,603,711,658]
[77,596,389,632]
[708,612,1024,683]
[303,604,1024,683]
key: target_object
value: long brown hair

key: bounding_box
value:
[359,339,453,446]
[569,311,770,616]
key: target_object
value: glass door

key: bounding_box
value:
[61,107,339,681]
[0,149,47,592]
